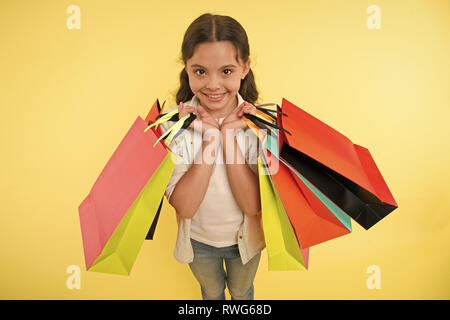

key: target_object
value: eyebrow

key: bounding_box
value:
[190,64,238,69]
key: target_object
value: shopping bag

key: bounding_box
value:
[144,98,165,138]
[243,106,351,248]
[143,98,194,240]
[258,156,309,271]
[263,148,351,249]
[266,131,352,247]
[78,113,176,275]
[143,99,166,240]
[277,98,398,229]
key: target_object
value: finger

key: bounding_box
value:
[247,103,256,114]
[179,103,195,118]
[197,105,206,114]
[184,106,195,113]
[244,104,252,109]
[180,103,195,112]
[236,102,246,110]
[243,104,257,115]
[197,105,211,118]
[235,104,245,116]
[178,102,185,117]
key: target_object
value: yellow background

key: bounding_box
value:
[1,0,449,299]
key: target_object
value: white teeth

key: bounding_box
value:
[206,94,224,98]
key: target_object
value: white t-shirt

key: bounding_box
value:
[162,93,260,248]
[189,115,245,247]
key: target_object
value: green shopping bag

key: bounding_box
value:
[258,157,309,271]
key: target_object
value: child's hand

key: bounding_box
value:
[190,105,220,137]
[221,101,256,132]
[178,102,195,119]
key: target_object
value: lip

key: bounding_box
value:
[203,92,227,102]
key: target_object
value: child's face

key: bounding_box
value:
[186,41,250,118]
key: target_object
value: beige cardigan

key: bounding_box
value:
[160,92,266,265]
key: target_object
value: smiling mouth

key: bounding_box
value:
[203,93,226,98]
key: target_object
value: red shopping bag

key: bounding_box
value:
[277,98,398,229]
[263,149,350,248]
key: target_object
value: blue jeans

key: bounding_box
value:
[188,238,261,300]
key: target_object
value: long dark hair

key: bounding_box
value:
[175,13,260,105]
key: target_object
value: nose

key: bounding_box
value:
[205,74,221,91]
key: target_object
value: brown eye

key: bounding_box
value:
[223,69,232,75]
[195,69,205,76]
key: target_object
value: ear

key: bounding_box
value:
[242,60,251,79]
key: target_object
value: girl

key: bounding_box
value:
[160,13,266,300]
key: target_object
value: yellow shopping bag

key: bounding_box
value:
[87,153,176,275]
[258,157,309,271]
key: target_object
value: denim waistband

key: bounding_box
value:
[190,238,240,259]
